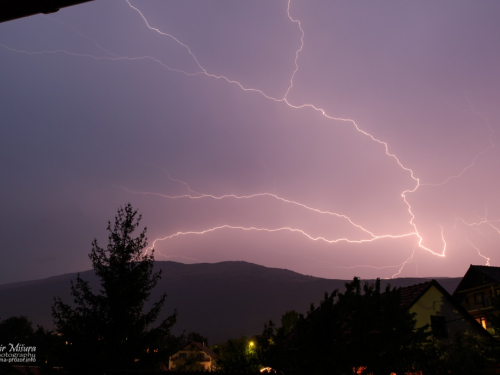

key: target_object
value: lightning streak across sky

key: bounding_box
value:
[122,0,446,258]
[0,0,498,282]
[464,238,491,266]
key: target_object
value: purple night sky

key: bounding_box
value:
[1,0,499,284]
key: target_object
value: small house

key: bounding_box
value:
[453,265,500,338]
[400,279,492,343]
[168,341,218,372]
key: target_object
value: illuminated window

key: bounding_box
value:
[431,315,448,338]
[477,317,487,329]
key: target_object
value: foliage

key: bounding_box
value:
[440,331,499,375]
[280,310,299,336]
[52,204,177,374]
[0,316,65,373]
[0,316,34,344]
[167,331,211,371]
[170,342,212,372]
[442,332,489,375]
[184,331,210,347]
[214,336,260,372]
[255,311,300,372]
[170,352,205,372]
[490,292,500,336]
[258,277,430,375]
[338,278,430,375]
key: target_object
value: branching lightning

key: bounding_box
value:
[148,225,414,254]
[118,184,408,241]
[318,248,419,279]
[391,248,418,279]
[121,0,447,259]
[464,238,491,266]
[453,209,496,265]
[1,0,497,276]
[454,215,500,239]
[422,95,495,188]
[283,0,304,99]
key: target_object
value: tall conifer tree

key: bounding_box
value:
[53,204,176,374]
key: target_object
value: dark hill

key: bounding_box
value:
[0,261,461,343]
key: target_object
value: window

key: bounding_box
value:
[483,293,490,307]
[477,316,487,329]
[431,315,448,338]
[179,353,187,359]
[463,296,470,309]
[474,292,490,308]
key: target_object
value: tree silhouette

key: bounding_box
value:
[52,204,176,374]
[258,278,430,375]
[215,336,260,372]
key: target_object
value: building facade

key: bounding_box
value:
[453,265,500,338]
[168,341,218,372]
[400,279,493,343]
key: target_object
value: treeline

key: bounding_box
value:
[1,205,499,375]
[0,315,196,374]
[253,278,499,375]
[208,278,499,375]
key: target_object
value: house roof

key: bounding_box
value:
[399,281,434,308]
[399,279,471,311]
[470,265,500,283]
[399,279,494,340]
[192,341,218,359]
[453,265,500,296]
[177,341,218,359]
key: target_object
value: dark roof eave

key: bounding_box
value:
[453,265,500,296]
[0,0,95,23]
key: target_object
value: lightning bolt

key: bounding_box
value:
[453,210,500,244]
[121,171,419,267]
[422,94,495,187]
[391,248,418,279]
[454,209,500,238]
[121,0,446,258]
[319,250,419,280]
[148,225,416,254]
[278,247,421,279]
[452,209,495,266]
[283,0,304,99]
[0,43,208,76]
[118,184,405,240]
[464,238,491,266]
[45,15,122,58]
[5,0,497,276]
[283,246,420,279]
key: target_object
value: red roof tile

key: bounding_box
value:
[399,281,433,308]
